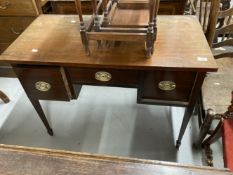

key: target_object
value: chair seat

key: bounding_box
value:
[212,44,233,58]
[202,57,233,114]
[223,118,233,172]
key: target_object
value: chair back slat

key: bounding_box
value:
[226,15,231,25]
[202,0,210,30]
[199,0,203,21]
[204,0,220,46]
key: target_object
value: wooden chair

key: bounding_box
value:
[184,0,233,46]
[185,0,230,15]
[185,0,220,44]
[195,92,233,170]
[74,0,160,58]
[194,0,233,170]
[211,7,233,58]
[0,90,9,103]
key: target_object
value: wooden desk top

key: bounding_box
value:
[0,15,217,71]
[0,144,232,175]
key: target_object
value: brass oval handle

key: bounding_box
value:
[95,71,112,82]
[35,81,51,92]
[11,27,22,35]
[158,81,176,91]
[0,1,10,10]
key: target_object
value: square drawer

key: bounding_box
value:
[13,66,72,101]
[138,70,197,105]
[0,17,35,43]
[67,67,139,87]
[0,0,38,16]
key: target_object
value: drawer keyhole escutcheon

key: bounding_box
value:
[158,81,176,91]
[95,71,112,82]
[0,1,10,9]
[35,81,51,92]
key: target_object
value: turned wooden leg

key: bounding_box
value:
[204,144,213,166]
[75,0,90,55]
[146,23,154,58]
[28,97,53,136]
[194,109,215,148]
[0,90,10,103]
[201,120,223,167]
[176,73,206,149]
[202,119,223,146]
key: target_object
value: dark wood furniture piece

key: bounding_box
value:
[43,0,186,15]
[1,144,232,175]
[0,0,41,102]
[0,15,218,148]
[0,0,40,52]
[0,0,39,54]
[74,0,160,58]
[0,0,41,77]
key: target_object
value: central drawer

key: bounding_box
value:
[67,68,139,87]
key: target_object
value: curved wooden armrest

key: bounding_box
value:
[0,90,10,103]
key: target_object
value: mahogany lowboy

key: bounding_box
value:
[0,15,218,148]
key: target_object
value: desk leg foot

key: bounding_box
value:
[176,73,206,148]
[175,140,181,149]
[0,90,10,103]
[176,107,192,149]
[29,98,53,136]
[47,128,54,136]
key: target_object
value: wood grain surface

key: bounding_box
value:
[0,144,232,175]
[0,15,217,72]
